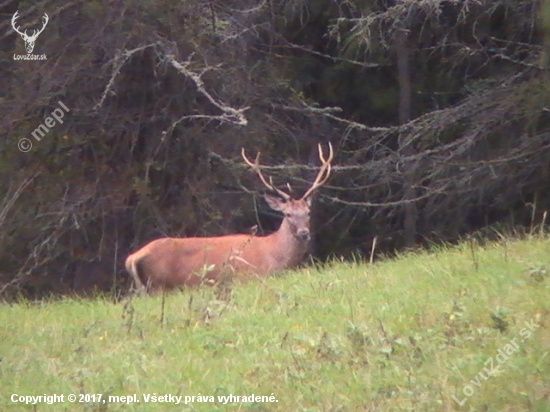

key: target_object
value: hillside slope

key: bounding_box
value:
[1,237,549,411]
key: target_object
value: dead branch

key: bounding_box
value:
[162,52,250,127]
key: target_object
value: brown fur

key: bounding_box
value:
[125,198,312,292]
[126,143,333,293]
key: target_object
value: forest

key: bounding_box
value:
[1,0,550,298]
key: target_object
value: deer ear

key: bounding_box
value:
[304,196,312,207]
[264,194,286,211]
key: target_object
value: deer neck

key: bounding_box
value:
[267,218,309,270]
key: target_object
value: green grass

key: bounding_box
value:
[1,237,549,411]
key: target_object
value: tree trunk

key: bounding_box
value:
[396,28,417,247]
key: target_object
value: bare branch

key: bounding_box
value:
[93,43,160,112]
[0,173,38,231]
[162,52,250,127]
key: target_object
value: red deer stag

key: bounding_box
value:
[125,143,333,292]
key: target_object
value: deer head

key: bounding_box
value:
[241,143,333,242]
[12,11,49,54]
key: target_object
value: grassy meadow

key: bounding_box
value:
[1,236,549,411]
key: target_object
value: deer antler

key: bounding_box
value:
[11,11,25,37]
[300,142,334,200]
[241,148,291,200]
[11,11,48,39]
[33,13,49,38]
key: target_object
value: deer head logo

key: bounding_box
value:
[12,11,49,54]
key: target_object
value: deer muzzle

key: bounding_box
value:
[296,229,311,242]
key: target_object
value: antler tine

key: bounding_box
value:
[241,148,291,200]
[38,13,49,33]
[11,11,24,35]
[30,13,48,38]
[300,142,334,200]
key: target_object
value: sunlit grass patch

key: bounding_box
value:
[0,236,548,411]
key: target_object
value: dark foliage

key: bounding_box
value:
[1,0,550,298]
